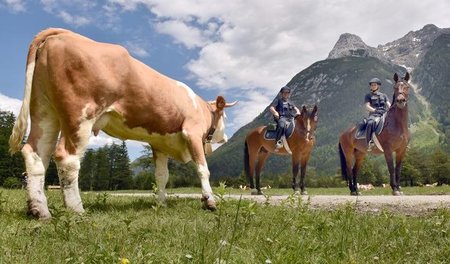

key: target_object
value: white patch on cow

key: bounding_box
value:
[154,152,169,203]
[197,163,212,194]
[100,109,192,162]
[22,147,50,218]
[211,117,228,144]
[77,105,97,155]
[177,81,197,109]
[56,154,84,213]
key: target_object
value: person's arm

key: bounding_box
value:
[269,105,279,119]
[365,102,376,113]
[385,94,391,108]
[364,93,376,113]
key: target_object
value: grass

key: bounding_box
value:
[113,185,450,196]
[1,187,449,263]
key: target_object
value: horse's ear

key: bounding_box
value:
[404,72,410,82]
[394,73,399,82]
[313,105,318,112]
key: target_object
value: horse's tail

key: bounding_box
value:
[244,140,250,178]
[9,28,70,154]
[338,143,348,181]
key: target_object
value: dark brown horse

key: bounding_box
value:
[244,105,318,195]
[339,72,411,195]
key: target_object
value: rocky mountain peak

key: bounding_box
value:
[377,24,450,70]
[327,33,389,63]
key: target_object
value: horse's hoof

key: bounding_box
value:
[350,191,360,196]
[251,189,258,195]
[294,190,301,196]
[257,190,264,195]
[301,190,308,195]
[392,190,403,196]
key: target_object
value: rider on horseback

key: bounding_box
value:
[364,77,391,151]
[269,86,300,149]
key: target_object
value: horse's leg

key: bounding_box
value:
[255,149,270,195]
[351,150,366,195]
[291,153,301,193]
[383,150,398,195]
[299,154,312,195]
[394,148,407,195]
[245,140,260,195]
[344,149,356,195]
[244,142,254,191]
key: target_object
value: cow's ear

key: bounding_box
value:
[216,96,226,110]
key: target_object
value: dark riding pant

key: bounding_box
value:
[366,115,381,145]
[275,117,291,142]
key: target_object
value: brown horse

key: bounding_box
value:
[244,105,318,195]
[338,72,411,195]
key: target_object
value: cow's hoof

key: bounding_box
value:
[201,195,217,211]
[27,200,51,220]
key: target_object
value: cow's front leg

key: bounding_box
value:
[185,134,216,211]
[153,151,169,205]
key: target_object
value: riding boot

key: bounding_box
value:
[275,127,284,148]
[366,121,374,150]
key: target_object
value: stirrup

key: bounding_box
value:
[275,140,283,149]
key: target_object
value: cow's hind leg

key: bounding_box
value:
[153,151,169,205]
[53,120,94,213]
[23,115,60,219]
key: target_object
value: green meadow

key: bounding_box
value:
[1,187,449,264]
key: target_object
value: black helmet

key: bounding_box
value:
[279,86,291,93]
[369,78,381,85]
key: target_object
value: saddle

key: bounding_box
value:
[264,121,295,140]
[355,114,386,139]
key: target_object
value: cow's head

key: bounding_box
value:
[206,96,237,145]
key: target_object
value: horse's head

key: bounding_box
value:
[393,72,410,109]
[295,105,318,141]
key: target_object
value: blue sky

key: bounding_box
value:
[1,0,450,160]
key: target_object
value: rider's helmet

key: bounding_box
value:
[369,78,382,85]
[279,86,291,93]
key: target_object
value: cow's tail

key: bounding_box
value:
[338,143,348,181]
[244,141,250,179]
[9,28,70,154]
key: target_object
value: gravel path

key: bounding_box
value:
[112,193,450,215]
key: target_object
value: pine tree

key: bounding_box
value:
[0,110,25,186]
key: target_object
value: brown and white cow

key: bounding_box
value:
[9,28,236,219]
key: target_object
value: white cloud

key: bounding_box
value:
[57,10,90,27]
[1,0,26,12]
[0,93,22,116]
[124,41,150,58]
[154,19,208,49]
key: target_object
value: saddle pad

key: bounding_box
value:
[264,120,295,140]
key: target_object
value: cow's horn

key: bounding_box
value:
[225,101,238,107]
